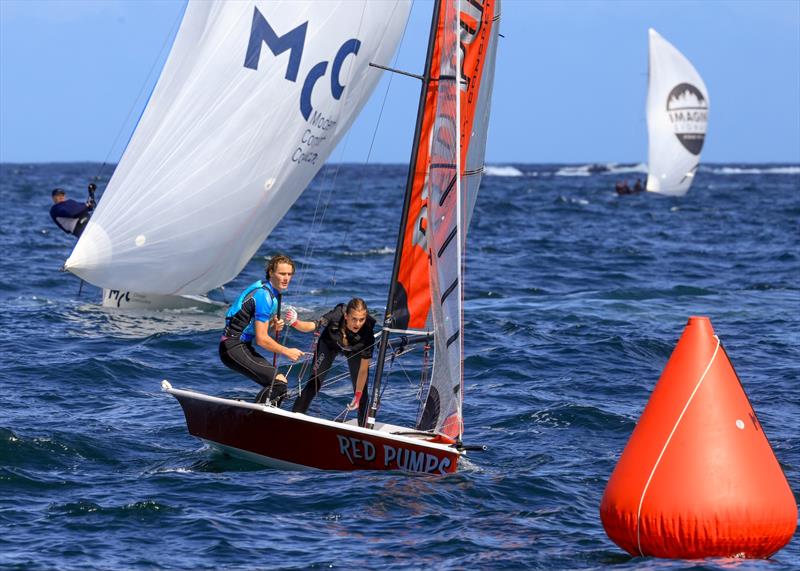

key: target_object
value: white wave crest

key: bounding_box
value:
[556,165,592,177]
[708,166,800,175]
[484,165,524,177]
[607,162,648,174]
[556,163,649,177]
[343,247,395,256]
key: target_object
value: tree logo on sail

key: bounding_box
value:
[666,83,708,155]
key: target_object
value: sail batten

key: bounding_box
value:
[65,0,411,295]
[646,28,709,197]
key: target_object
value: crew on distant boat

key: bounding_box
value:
[615,178,644,196]
[49,184,96,237]
[219,254,306,406]
[291,298,376,427]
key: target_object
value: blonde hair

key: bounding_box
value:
[346,297,368,314]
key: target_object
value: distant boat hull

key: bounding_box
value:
[162,382,461,474]
[615,186,645,196]
[102,289,225,310]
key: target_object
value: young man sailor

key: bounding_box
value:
[219,254,305,405]
[49,185,96,238]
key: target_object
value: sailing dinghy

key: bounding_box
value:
[162,0,501,474]
[65,0,408,309]
[645,29,709,196]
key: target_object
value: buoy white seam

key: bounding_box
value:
[635,335,721,556]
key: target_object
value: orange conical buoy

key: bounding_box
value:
[600,317,797,559]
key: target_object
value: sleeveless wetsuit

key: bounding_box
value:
[292,304,376,426]
[218,280,286,404]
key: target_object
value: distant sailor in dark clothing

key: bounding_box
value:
[219,254,306,405]
[615,178,644,196]
[291,298,376,427]
[49,186,96,237]
[615,180,631,195]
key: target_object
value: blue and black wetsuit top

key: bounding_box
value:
[223,280,280,343]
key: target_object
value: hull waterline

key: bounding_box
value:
[102,289,226,310]
[162,382,461,474]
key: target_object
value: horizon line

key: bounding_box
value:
[1,160,799,167]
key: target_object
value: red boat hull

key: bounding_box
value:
[165,385,460,474]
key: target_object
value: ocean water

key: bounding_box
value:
[1,162,798,570]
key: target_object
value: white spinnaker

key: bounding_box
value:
[66,0,410,294]
[646,28,709,196]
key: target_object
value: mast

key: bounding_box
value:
[367,0,443,429]
[455,0,463,440]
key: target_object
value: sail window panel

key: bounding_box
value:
[423,0,463,439]
[418,0,501,439]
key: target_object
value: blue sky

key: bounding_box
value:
[1,0,798,164]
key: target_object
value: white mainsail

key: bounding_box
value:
[646,28,709,196]
[66,0,410,295]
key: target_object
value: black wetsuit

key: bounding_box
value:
[50,199,93,237]
[218,280,286,405]
[292,304,376,426]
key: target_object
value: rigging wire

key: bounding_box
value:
[323,0,416,292]
[277,335,423,402]
[92,5,185,184]
[294,2,372,295]
[266,2,407,388]
[275,1,418,419]
[295,0,414,295]
[269,2,423,425]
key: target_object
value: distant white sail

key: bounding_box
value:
[646,28,709,196]
[66,0,410,294]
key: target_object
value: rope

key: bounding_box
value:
[275,339,423,404]
[635,335,721,556]
[333,408,353,424]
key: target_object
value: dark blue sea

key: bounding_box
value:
[1,162,798,570]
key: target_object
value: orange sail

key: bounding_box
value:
[386,3,442,331]
[388,0,498,332]
[600,317,798,558]
[371,0,500,435]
